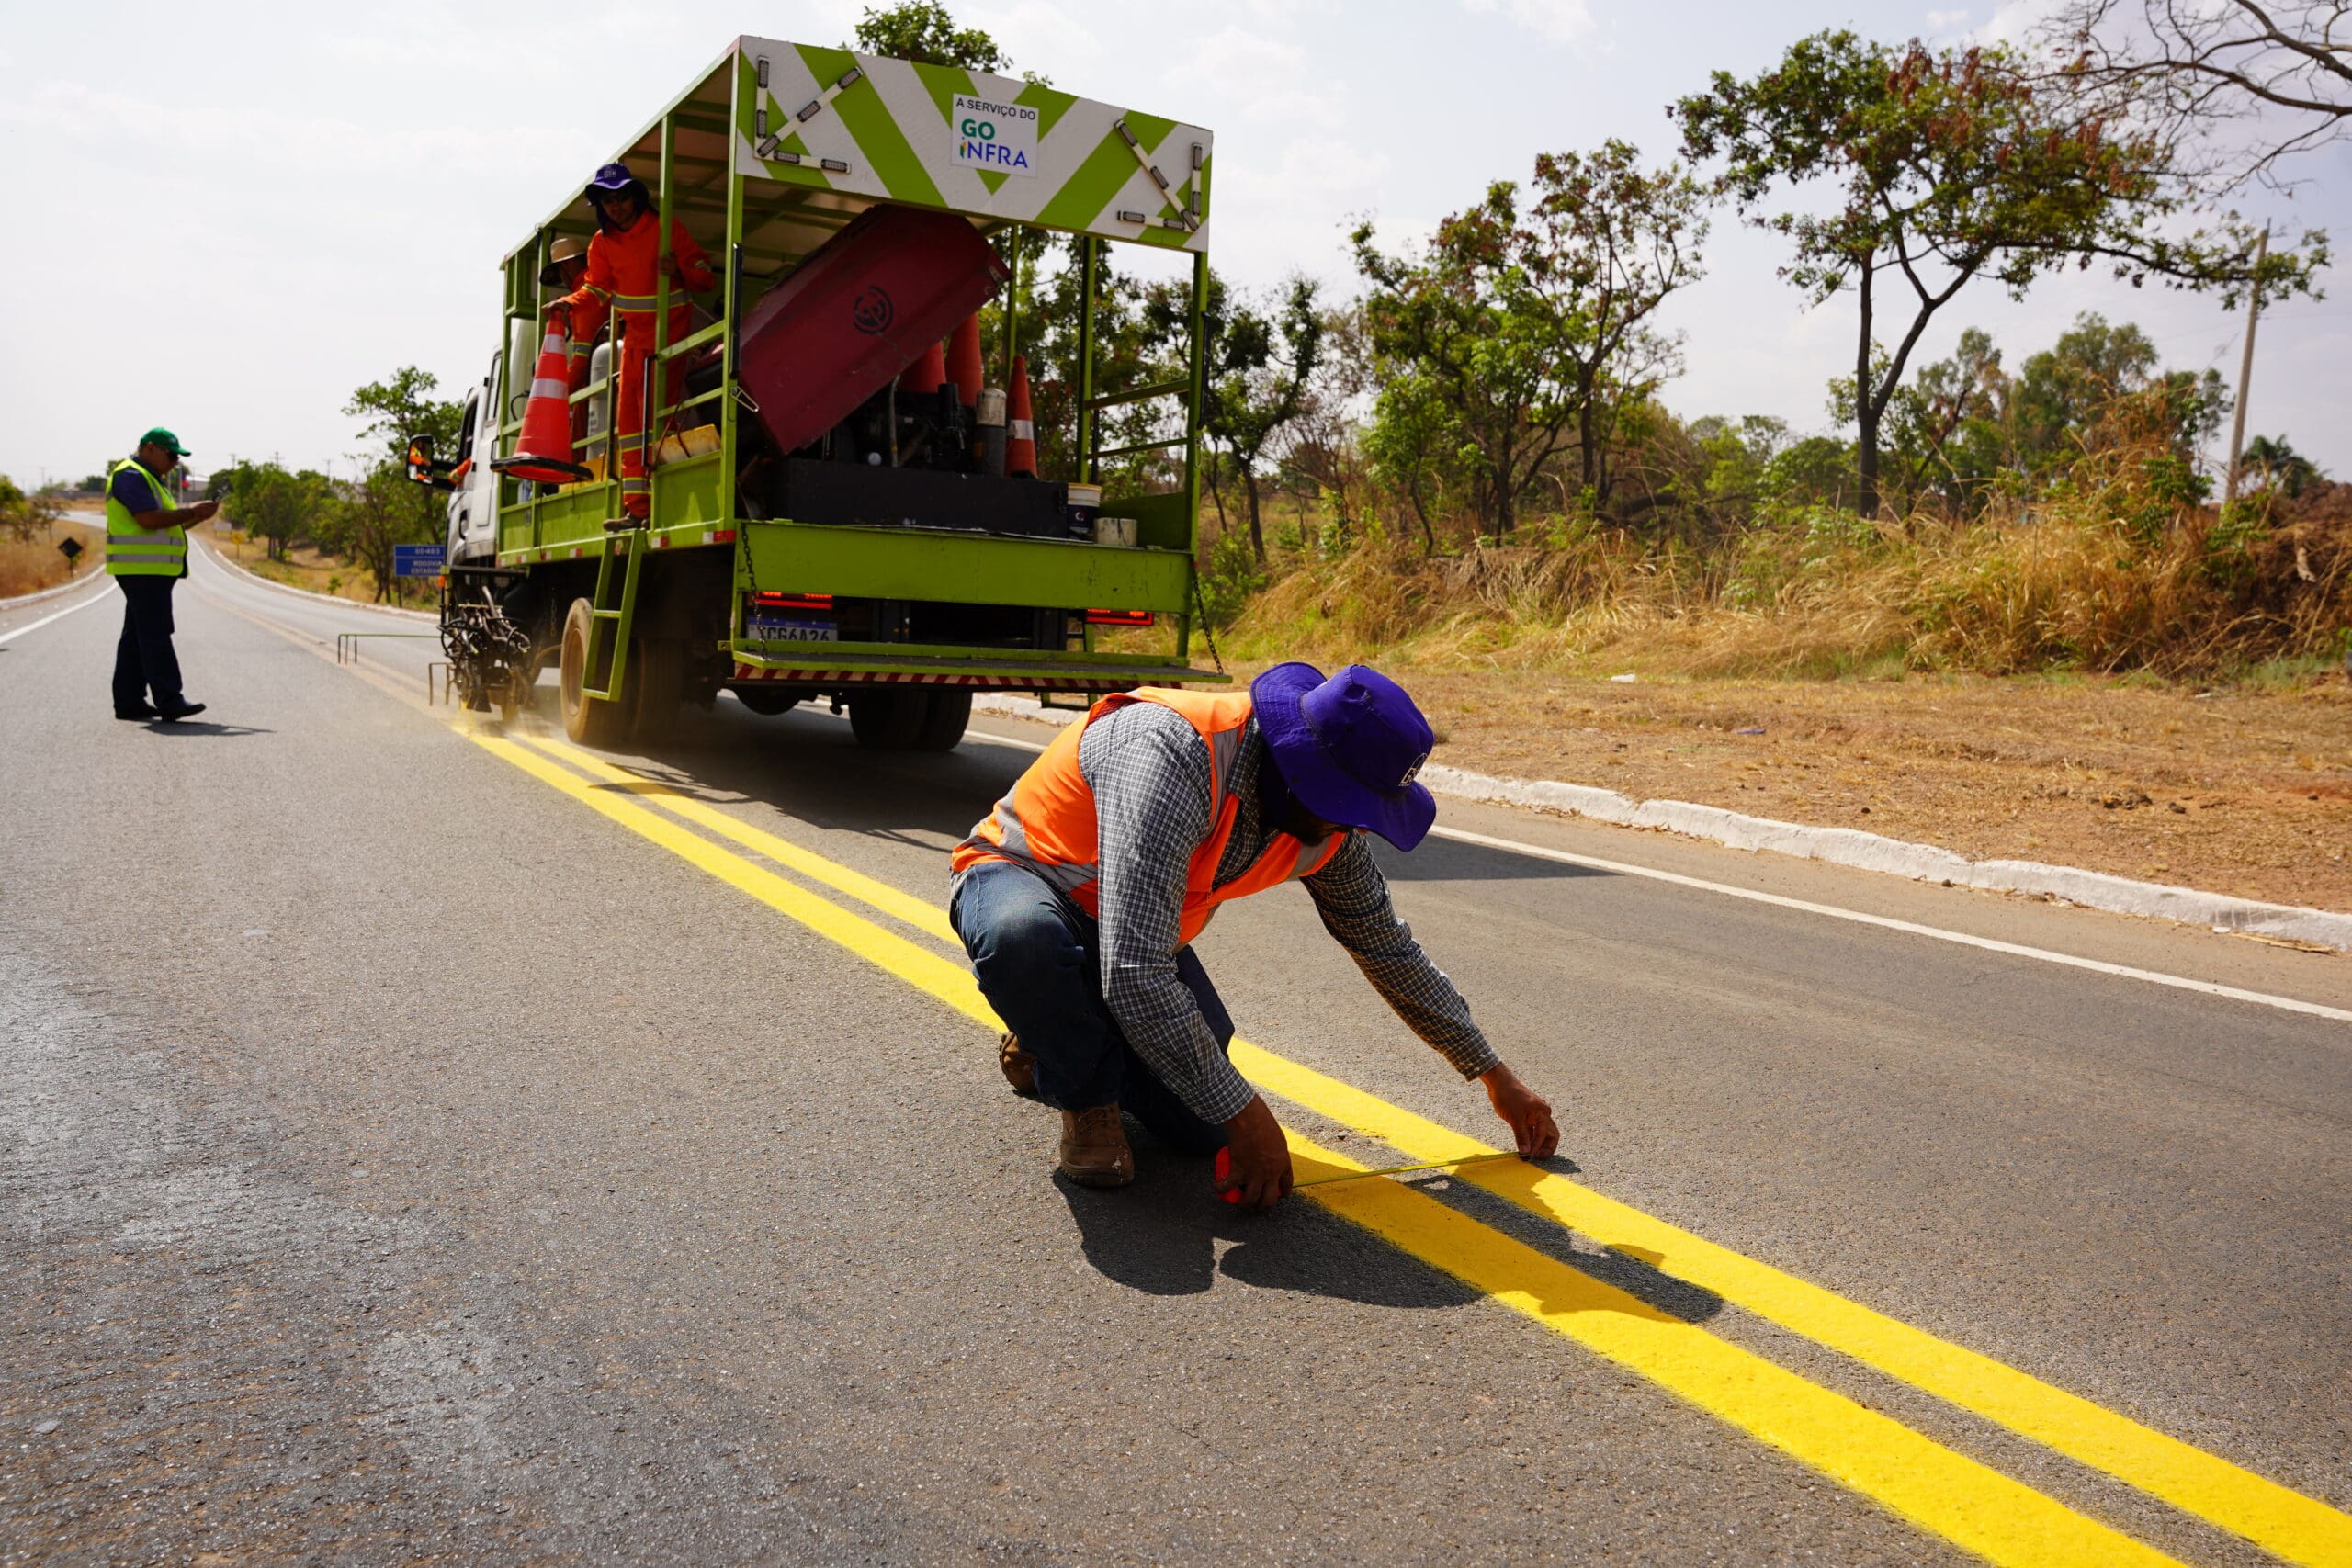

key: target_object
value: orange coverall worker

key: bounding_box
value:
[557,208,715,514]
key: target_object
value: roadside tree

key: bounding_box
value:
[0,475,62,542]
[224,463,331,563]
[1673,31,2322,518]
[342,367,459,601]
[1287,303,1381,551]
[1361,371,1470,555]
[2045,0,2351,187]
[1354,141,1704,541]
[1199,275,1324,564]
[852,1,1009,72]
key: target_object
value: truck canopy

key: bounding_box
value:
[506,38,1213,273]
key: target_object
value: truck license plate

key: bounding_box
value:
[751,617,838,642]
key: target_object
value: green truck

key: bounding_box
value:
[412,35,1224,749]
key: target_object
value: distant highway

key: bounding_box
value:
[3,540,2346,1565]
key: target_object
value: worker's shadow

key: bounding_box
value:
[1059,1143,1724,1326]
[1057,1155,1473,1308]
[138,721,273,739]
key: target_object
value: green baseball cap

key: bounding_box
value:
[139,427,191,456]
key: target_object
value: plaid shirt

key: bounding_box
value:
[1057,699,1499,1124]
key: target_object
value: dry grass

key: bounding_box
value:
[1197,447,2352,913]
[1221,485,2352,685]
[0,515,107,599]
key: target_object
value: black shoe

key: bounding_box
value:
[155,702,208,722]
[115,705,160,721]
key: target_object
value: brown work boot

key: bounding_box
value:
[999,1032,1038,1099]
[1057,1105,1135,1188]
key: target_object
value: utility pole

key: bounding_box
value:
[2222,223,2267,508]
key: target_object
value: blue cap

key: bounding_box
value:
[1250,662,1438,852]
[586,162,639,195]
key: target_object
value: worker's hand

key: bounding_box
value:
[180,500,220,526]
[1480,1063,1559,1159]
[1216,1095,1294,1210]
[545,300,574,323]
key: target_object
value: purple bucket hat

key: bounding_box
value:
[586,161,639,196]
[1250,662,1439,852]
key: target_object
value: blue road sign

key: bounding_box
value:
[393,545,446,578]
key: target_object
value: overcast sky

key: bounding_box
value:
[6,0,2345,489]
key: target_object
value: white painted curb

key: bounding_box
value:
[972,694,2352,953]
[193,535,437,623]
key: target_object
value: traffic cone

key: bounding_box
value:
[903,340,947,398]
[947,314,984,410]
[1005,355,1037,479]
[492,319,593,484]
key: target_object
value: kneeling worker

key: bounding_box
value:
[950,663,1559,1206]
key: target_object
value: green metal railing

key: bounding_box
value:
[490,41,1215,682]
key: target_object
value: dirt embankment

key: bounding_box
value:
[1380,667,2351,915]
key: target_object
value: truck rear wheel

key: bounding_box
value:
[559,598,625,747]
[912,689,971,751]
[625,636,684,745]
[848,689,926,750]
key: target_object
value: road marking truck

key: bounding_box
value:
[410,36,1223,749]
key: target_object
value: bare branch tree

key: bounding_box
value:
[2045,0,2352,186]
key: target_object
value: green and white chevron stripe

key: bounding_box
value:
[732,39,1213,254]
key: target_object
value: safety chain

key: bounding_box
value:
[1191,570,1226,676]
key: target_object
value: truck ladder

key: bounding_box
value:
[579,524,646,705]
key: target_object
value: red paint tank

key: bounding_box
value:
[734,204,1009,457]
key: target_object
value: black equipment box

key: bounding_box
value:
[779,459,1073,539]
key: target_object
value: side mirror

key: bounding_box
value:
[405,434,458,492]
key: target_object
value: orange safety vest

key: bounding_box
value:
[952,688,1348,944]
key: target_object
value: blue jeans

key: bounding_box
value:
[949,858,1233,1154]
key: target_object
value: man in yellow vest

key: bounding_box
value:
[107,428,217,722]
[951,663,1559,1206]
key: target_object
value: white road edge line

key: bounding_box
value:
[955,719,2352,1027]
[0,586,114,646]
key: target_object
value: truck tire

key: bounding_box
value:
[735,685,799,716]
[848,689,926,750]
[559,598,626,747]
[912,689,971,751]
[625,636,684,745]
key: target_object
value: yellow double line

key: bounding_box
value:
[469,724,2352,1568]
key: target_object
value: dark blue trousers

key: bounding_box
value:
[949,858,1234,1153]
[111,574,185,713]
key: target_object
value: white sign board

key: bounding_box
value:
[951,93,1038,178]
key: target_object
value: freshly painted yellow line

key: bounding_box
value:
[474,726,2193,1566]
[511,726,2352,1566]
[1235,1044,2352,1568]
[469,732,998,1030]
[522,735,958,942]
[1285,1132,2178,1568]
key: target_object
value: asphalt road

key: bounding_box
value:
[3,543,2347,1566]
